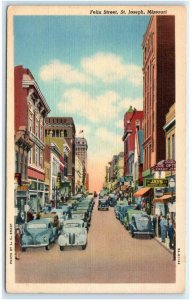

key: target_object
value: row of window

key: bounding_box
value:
[167,134,175,160]
[29,112,43,140]
[45,129,68,137]
[28,146,44,169]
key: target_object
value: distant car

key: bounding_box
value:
[108,194,117,207]
[129,213,155,238]
[94,191,97,198]
[58,219,87,250]
[21,218,58,251]
[98,198,109,211]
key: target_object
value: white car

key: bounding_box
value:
[58,219,87,251]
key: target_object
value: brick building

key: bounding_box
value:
[14,65,50,212]
[45,117,76,194]
[142,16,175,180]
[122,106,143,179]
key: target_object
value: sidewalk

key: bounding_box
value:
[154,236,173,254]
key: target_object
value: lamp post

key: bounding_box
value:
[169,177,175,222]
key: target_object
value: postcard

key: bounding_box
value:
[6,5,186,294]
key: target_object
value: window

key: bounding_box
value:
[22,155,25,178]
[64,130,67,137]
[35,146,39,166]
[172,134,175,160]
[29,112,33,132]
[25,156,28,178]
[19,153,22,173]
[40,125,43,140]
[28,148,33,164]
[40,150,43,169]
[168,137,171,159]
[35,120,39,137]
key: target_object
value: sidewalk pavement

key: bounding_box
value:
[154,235,173,254]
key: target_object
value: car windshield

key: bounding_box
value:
[64,223,81,228]
[27,223,47,229]
[72,214,84,219]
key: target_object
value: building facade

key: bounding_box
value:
[75,155,83,193]
[45,117,76,194]
[133,129,144,188]
[122,106,143,178]
[15,65,50,213]
[142,16,175,180]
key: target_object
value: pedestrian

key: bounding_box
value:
[36,212,41,219]
[172,222,176,261]
[160,216,168,243]
[15,226,21,260]
[152,215,157,236]
[167,220,174,249]
[27,210,34,222]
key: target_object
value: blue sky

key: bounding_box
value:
[14,15,150,190]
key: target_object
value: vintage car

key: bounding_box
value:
[21,218,58,251]
[123,208,143,229]
[108,194,117,207]
[70,209,91,228]
[114,200,128,218]
[98,198,109,211]
[118,204,137,223]
[58,219,87,250]
[129,213,155,238]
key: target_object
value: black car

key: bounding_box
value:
[98,198,109,211]
[129,213,155,238]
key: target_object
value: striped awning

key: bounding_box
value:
[133,187,151,198]
[153,194,173,203]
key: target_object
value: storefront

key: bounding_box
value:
[15,184,29,224]
[28,179,45,212]
[133,187,153,214]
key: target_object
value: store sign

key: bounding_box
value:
[153,160,176,171]
[145,178,168,188]
[17,185,28,191]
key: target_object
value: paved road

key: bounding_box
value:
[16,201,175,283]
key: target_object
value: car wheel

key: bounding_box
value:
[131,231,135,238]
[60,246,64,251]
[45,242,51,250]
[82,243,87,250]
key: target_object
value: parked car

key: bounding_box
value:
[118,204,137,223]
[123,208,142,230]
[108,194,117,207]
[129,213,155,238]
[94,191,97,197]
[70,209,90,228]
[58,219,87,250]
[21,218,58,251]
[98,198,109,211]
[114,200,128,218]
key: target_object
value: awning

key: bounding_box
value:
[133,187,151,198]
[153,194,173,203]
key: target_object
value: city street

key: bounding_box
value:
[16,200,175,283]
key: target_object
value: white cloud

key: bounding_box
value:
[81,52,142,86]
[57,89,120,124]
[116,119,124,130]
[39,60,91,85]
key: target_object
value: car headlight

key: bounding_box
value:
[43,236,48,242]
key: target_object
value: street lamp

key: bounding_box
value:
[169,177,175,203]
[169,177,175,222]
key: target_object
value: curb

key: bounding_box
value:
[154,237,173,255]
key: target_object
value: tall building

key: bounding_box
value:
[142,16,175,179]
[14,65,50,212]
[45,117,76,194]
[75,137,88,188]
[122,106,143,179]
[75,137,88,169]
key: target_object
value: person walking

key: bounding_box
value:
[160,216,168,243]
[15,227,21,260]
[167,220,174,249]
